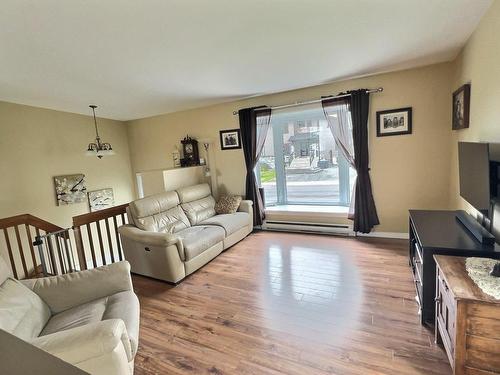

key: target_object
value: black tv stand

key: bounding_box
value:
[409,210,500,325]
[455,210,495,245]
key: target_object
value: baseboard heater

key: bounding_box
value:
[262,220,353,236]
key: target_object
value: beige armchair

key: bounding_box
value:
[0,257,139,375]
[119,183,253,283]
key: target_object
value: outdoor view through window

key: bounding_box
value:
[257,103,356,207]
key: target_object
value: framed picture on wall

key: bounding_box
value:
[54,174,87,205]
[452,83,471,130]
[376,107,412,137]
[219,129,242,150]
[88,188,114,212]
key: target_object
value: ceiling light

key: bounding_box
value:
[86,105,115,159]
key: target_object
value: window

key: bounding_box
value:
[257,103,356,207]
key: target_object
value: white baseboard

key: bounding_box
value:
[354,231,409,239]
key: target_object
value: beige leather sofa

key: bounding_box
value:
[0,257,139,375]
[118,183,253,283]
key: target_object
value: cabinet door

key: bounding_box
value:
[409,235,423,309]
[436,268,456,363]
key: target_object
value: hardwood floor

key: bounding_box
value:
[133,231,451,375]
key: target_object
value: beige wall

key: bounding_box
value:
[8,1,499,235]
[0,101,135,228]
[127,62,454,233]
[449,0,500,216]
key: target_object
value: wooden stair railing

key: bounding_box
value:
[33,228,77,277]
[0,214,63,279]
[72,203,129,270]
[1,204,130,278]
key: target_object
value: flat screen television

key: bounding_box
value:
[458,141,500,215]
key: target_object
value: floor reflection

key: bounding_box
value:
[261,242,362,344]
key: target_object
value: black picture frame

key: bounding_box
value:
[452,83,471,130]
[219,129,242,150]
[376,107,412,137]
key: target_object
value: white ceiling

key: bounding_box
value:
[0,0,492,121]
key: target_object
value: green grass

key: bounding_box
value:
[260,168,276,183]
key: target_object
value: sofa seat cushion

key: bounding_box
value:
[40,296,106,336]
[0,279,51,341]
[200,212,250,236]
[177,226,225,260]
[40,291,140,356]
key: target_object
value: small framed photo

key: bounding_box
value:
[376,107,412,137]
[88,188,114,212]
[452,84,471,130]
[219,129,242,150]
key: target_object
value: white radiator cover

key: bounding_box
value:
[261,220,409,239]
[262,220,353,236]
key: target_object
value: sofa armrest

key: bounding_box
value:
[31,319,133,364]
[238,200,254,228]
[21,262,133,314]
[118,224,181,248]
[118,224,185,260]
[238,200,253,213]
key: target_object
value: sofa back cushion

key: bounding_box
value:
[177,183,216,225]
[129,191,190,233]
[0,278,51,340]
[0,256,13,285]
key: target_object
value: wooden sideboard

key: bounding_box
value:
[409,210,500,324]
[435,255,500,375]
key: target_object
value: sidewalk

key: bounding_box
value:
[263,180,339,186]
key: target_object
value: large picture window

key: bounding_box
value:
[257,103,356,207]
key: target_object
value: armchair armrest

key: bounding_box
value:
[21,262,133,314]
[31,319,133,365]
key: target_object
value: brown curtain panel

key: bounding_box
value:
[349,90,379,233]
[239,107,272,226]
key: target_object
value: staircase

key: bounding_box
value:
[0,204,129,280]
[287,156,320,174]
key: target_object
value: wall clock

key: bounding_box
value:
[180,135,200,166]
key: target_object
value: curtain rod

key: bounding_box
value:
[232,87,383,115]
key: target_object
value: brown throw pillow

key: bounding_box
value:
[215,195,242,214]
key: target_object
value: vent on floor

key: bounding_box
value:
[262,220,353,236]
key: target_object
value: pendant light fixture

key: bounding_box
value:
[86,105,114,159]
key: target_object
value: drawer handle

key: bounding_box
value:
[441,278,448,291]
[414,244,423,264]
[144,247,151,252]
